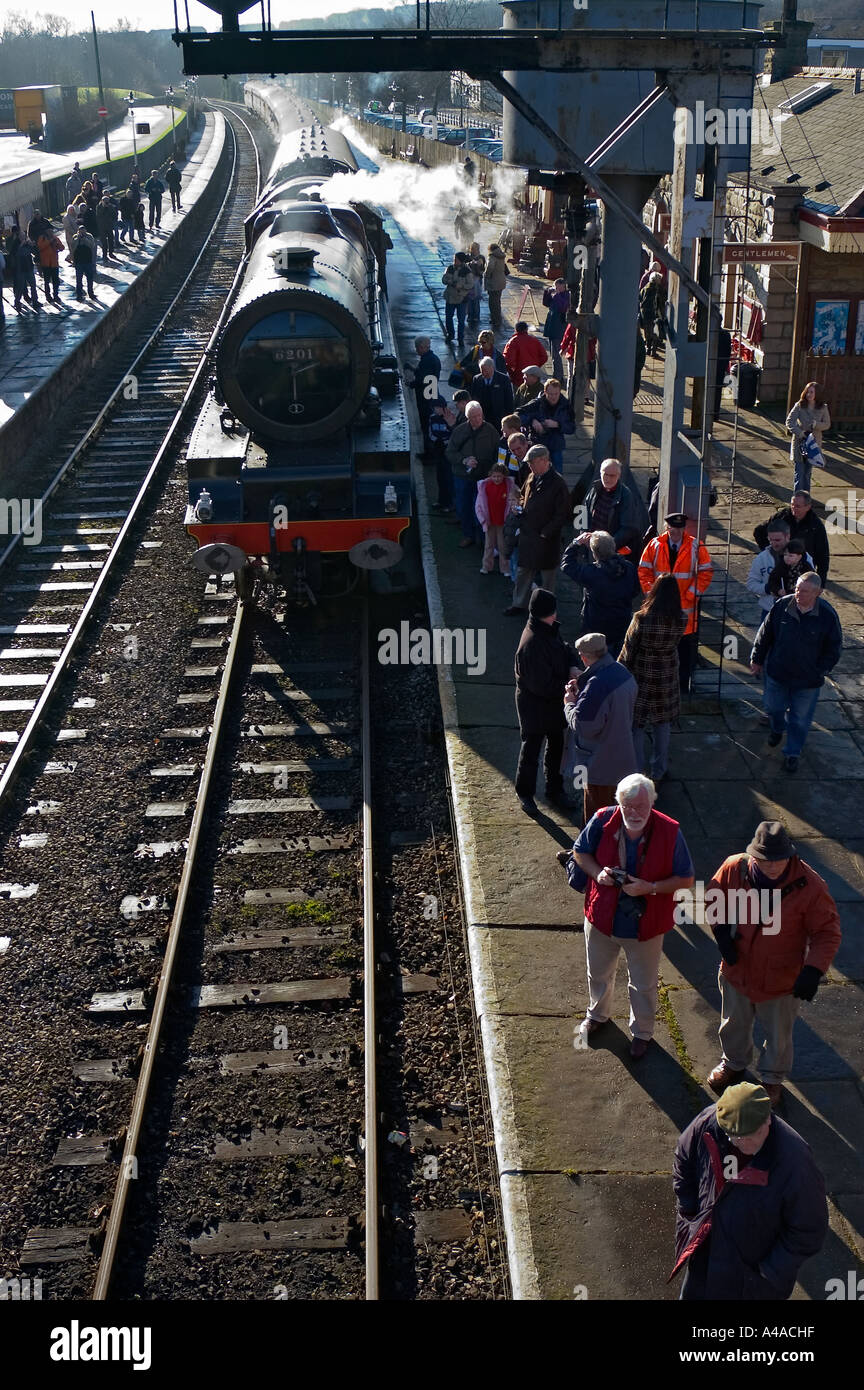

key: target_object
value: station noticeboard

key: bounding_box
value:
[135,122,151,135]
[0,89,14,128]
[722,242,801,264]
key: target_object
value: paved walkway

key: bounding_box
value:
[384,189,864,1300]
[0,105,177,183]
[0,113,221,435]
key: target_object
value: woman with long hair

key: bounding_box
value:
[619,575,686,783]
[786,381,830,495]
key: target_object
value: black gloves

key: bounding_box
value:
[713,925,738,966]
[792,965,822,1001]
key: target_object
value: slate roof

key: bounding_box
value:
[750,74,864,216]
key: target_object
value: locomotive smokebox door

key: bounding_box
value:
[192,542,248,576]
[349,537,403,570]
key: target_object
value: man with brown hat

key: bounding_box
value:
[672,1081,828,1300]
[705,821,841,1109]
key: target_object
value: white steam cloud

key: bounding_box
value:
[326,116,525,253]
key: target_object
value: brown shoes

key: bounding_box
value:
[707,1061,746,1095]
[630,1038,650,1059]
[762,1083,783,1109]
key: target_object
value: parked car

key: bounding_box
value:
[472,138,503,161]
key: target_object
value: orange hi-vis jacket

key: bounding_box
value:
[638,531,713,635]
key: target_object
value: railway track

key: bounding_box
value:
[0,104,261,802]
[0,104,504,1301]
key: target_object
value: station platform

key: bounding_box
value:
[0,104,178,187]
[381,164,864,1301]
[0,110,225,478]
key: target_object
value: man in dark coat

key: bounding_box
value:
[751,572,842,772]
[505,445,572,615]
[754,492,830,586]
[406,334,441,456]
[470,355,514,430]
[445,401,499,548]
[672,1082,828,1300]
[513,589,580,814]
[560,530,640,655]
[572,457,649,556]
[518,378,575,473]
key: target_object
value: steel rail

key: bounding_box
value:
[0,111,260,809]
[92,598,248,1299]
[361,592,379,1300]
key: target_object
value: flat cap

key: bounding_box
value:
[716,1082,772,1136]
[575,632,607,656]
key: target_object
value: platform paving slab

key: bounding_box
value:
[503,1172,679,1301]
[494,1011,701,1173]
[671,981,864,1087]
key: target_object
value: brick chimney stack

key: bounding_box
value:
[763,0,814,84]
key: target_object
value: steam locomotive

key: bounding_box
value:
[185,82,412,604]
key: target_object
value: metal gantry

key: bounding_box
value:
[172,10,775,519]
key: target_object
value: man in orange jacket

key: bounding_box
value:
[704,821,841,1110]
[638,511,713,694]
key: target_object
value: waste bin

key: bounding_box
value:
[731,361,761,409]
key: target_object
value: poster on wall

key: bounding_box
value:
[812,300,849,355]
[855,301,864,356]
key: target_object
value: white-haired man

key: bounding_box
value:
[570,773,695,1058]
[470,354,514,430]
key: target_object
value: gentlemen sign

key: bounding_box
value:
[723,242,801,263]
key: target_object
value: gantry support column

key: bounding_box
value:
[658,72,756,536]
[593,173,657,469]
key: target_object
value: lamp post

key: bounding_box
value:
[127,90,138,165]
[166,85,176,155]
[90,10,111,168]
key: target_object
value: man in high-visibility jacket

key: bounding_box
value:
[638,512,713,694]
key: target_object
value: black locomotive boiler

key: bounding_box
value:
[185,83,411,603]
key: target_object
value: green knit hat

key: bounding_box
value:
[716,1082,772,1137]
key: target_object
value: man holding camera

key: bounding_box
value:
[571,773,695,1058]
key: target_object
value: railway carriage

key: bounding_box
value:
[185,82,412,604]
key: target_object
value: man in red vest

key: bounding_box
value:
[572,773,695,1058]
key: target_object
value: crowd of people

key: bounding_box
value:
[409,245,849,1298]
[0,159,184,317]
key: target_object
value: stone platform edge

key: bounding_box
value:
[0,112,229,467]
[412,454,541,1300]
